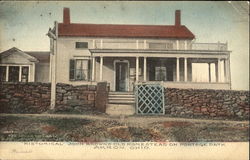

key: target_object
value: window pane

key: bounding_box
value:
[76,69,83,80]
[75,42,88,48]
[69,59,75,80]
[0,66,6,82]
[9,66,19,82]
[155,66,167,81]
[76,60,82,70]
[21,67,29,82]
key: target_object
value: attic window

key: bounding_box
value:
[75,42,88,49]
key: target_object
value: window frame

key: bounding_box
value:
[69,59,90,81]
[0,64,30,82]
[75,42,88,49]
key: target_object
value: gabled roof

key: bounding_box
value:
[0,47,38,63]
[0,47,50,63]
[58,23,195,39]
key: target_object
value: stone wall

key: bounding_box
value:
[0,82,51,113]
[0,82,97,114]
[165,88,249,120]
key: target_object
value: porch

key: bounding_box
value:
[91,56,230,91]
[90,50,231,91]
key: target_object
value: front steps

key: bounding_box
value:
[106,92,135,116]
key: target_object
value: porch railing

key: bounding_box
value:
[191,43,228,51]
[92,40,228,51]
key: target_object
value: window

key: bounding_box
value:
[21,67,29,82]
[149,43,166,49]
[155,66,167,81]
[75,42,88,49]
[9,66,19,82]
[0,66,6,82]
[0,66,30,82]
[69,59,90,81]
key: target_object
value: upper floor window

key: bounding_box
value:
[75,42,88,49]
[148,43,166,49]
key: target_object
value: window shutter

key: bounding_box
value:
[69,59,75,80]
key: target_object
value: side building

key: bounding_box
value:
[0,47,50,83]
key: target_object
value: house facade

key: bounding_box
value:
[0,47,50,83]
[48,8,231,92]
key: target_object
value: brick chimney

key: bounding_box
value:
[175,10,181,26]
[63,8,70,24]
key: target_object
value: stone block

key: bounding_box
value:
[14,93,24,97]
[88,94,95,101]
[88,85,96,91]
[32,92,40,98]
[41,94,50,99]
[79,95,88,100]
[201,107,208,112]
[210,113,216,117]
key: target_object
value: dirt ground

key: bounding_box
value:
[0,114,249,142]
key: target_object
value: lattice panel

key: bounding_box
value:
[135,84,165,115]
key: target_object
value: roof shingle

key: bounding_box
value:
[58,23,195,39]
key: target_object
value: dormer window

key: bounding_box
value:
[75,42,88,49]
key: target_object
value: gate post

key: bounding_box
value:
[95,82,109,112]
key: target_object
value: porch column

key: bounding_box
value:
[136,56,139,82]
[136,40,139,49]
[208,63,211,82]
[32,63,35,82]
[19,66,22,82]
[226,57,231,83]
[223,59,228,82]
[99,56,103,81]
[143,57,147,81]
[143,40,146,49]
[6,65,9,82]
[217,58,221,82]
[184,57,187,82]
[176,57,180,82]
[91,57,95,81]
[28,65,31,82]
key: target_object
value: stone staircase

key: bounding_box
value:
[106,92,136,116]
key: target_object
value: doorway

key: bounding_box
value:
[114,61,129,92]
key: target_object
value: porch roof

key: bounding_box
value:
[90,49,230,59]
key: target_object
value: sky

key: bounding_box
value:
[0,1,249,90]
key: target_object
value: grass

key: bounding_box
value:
[0,115,249,142]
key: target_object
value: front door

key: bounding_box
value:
[115,62,128,91]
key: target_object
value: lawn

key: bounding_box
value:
[0,115,249,142]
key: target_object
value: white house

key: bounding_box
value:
[47,8,231,92]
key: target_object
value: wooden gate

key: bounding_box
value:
[135,83,165,115]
